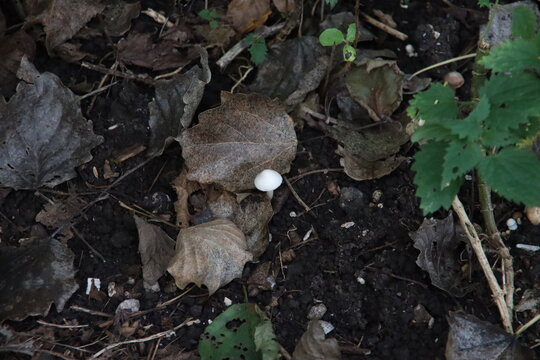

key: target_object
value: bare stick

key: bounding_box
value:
[516,313,540,336]
[362,13,408,41]
[452,196,513,333]
[216,24,284,70]
[81,62,155,86]
[79,81,118,101]
[283,177,311,213]
[90,330,176,359]
[72,226,107,263]
[70,305,114,318]
[36,320,89,329]
[289,168,344,183]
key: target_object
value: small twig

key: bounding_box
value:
[361,13,408,41]
[300,105,338,124]
[279,344,293,360]
[289,168,344,183]
[283,177,311,213]
[409,53,477,79]
[36,320,89,329]
[157,285,195,308]
[141,8,175,28]
[230,65,254,93]
[216,24,284,70]
[452,196,513,333]
[154,66,185,81]
[516,313,540,336]
[86,61,118,117]
[79,81,118,101]
[72,226,107,263]
[70,305,114,318]
[38,349,77,360]
[90,329,176,359]
[81,62,155,86]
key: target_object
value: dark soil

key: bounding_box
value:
[1,1,539,359]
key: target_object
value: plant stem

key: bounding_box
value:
[452,196,513,333]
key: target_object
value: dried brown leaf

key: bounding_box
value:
[134,215,175,291]
[337,146,404,181]
[181,92,297,191]
[293,320,341,360]
[272,0,295,13]
[0,30,36,97]
[167,219,252,294]
[35,196,86,241]
[171,169,201,228]
[102,1,141,37]
[227,0,271,33]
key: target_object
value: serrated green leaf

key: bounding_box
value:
[480,33,540,72]
[346,23,357,42]
[441,140,484,187]
[478,147,540,206]
[319,28,345,46]
[254,312,280,360]
[411,123,454,142]
[480,72,540,108]
[447,96,489,140]
[512,6,537,39]
[408,83,457,124]
[249,38,268,65]
[412,141,462,214]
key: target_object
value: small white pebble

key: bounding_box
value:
[307,304,328,320]
[107,282,116,297]
[319,321,335,334]
[303,228,314,241]
[207,319,213,324]
[516,243,540,252]
[341,221,355,229]
[116,299,140,313]
[356,276,366,285]
[405,44,417,57]
[86,278,101,295]
[506,218,518,231]
[362,229,369,236]
[289,211,297,218]
[418,119,426,126]
[223,297,232,306]
[464,174,473,181]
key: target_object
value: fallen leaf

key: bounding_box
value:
[53,42,97,63]
[167,219,252,294]
[227,0,271,34]
[293,320,341,360]
[0,30,36,97]
[194,24,236,48]
[29,0,105,54]
[134,215,175,291]
[0,324,38,356]
[272,0,295,13]
[446,312,534,360]
[35,196,87,241]
[0,238,79,322]
[147,46,211,156]
[117,32,198,71]
[0,57,103,189]
[410,214,472,297]
[102,1,141,37]
[181,92,297,191]
[171,169,201,228]
[248,36,329,108]
[403,75,432,94]
[337,146,404,181]
[345,58,404,121]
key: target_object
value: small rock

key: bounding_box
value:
[339,187,367,212]
[319,320,335,334]
[116,299,140,313]
[307,303,327,320]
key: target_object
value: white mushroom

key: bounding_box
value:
[254,169,283,199]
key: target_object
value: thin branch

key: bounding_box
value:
[283,177,311,213]
[361,13,408,41]
[90,330,176,359]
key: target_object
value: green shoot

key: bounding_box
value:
[198,8,219,29]
[245,34,268,66]
[319,23,357,62]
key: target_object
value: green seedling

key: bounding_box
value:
[245,34,268,65]
[319,23,357,62]
[198,8,219,29]
[325,0,339,9]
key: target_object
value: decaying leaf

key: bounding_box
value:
[117,32,197,71]
[272,0,295,13]
[171,169,201,228]
[249,36,329,108]
[35,196,87,241]
[28,0,105,54]
[0,239,79,322]
[194,24,236,48]
[410,214,472,297]
[293,320,341,360]
[102,1,141,37]
[227,0,271,34]
[0,30,36,97]
[181,92,297,191]
[446,312,534,360]
[147,46,211,156]
[134,215,175,291]
[337,146,405,181]
[208,192,274,258]
[167,219,252,294]
[345,58,404,121]
[0,57,103,189]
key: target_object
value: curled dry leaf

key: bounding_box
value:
[167,219,252,294]
[249,36,329,108]
[0,57,103,189]
[446,312,534,360]
[337,146,404,181]
[181,92,297,191]
[293,320,341,360]
[102,1,141,37]
[345,58,404,121]
[410,214,472,297]
[0,239,79,322]
[227,0,271,34]
[147,46,211,156]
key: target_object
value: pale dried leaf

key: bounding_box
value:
[181,92,297,191]
[0,57,103,189]
[337,146,404,181]
[227,0,271,33]
[134,215,175,291]
[167,219,252,294]
[0,239,79,322]
[293,320,341,360]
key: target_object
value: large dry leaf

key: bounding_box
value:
[208,192,274,258]
[0,57,103,189]
[293,320,341,360]
[0,30,36,97]
[29,0,105,53]
[337,146,404,181]
[227,0,271,34]
[410,214,472,297]
[345,58,404,121]
[248,36,329,108]
[147,46,211,157]
[0,239,79,322]
[167,219,252,294]
[446,312,534,360]
[102,1,141,37]
[134,215,175,291]
[35,196,86,241]
[181,92,297,191]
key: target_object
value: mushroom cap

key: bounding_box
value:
[254,169,283,191]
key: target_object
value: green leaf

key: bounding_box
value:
[198,9,218,21]
[480,33,540,72]
[407,83,457,124]
[480,72,540,108]
[441,140,484,187]
[412,141,462,214]
[346,23,357,42]
[199,303,280,360]
[325,0,339,9]
[319,28,345,46]
[477,0,494,8]
[342,45,356,62]
[446,96,489,141]
[411,123,453,142]
[478,147,540,206]
[512,6,537,39]
[248,37,268,65]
